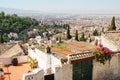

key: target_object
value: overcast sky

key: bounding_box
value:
[0,0,120,13]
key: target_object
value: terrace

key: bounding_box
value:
[3,63,31,80]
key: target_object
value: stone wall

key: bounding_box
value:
[55,64,72,80]
[93,53,120,80]
[0,56,28,65]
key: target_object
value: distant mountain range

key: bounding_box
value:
[0,7,36,14]
[0,7,119,17]
[0,7,44,17]
[0,7,71,17]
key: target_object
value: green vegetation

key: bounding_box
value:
[66,25,72,40]
[75,30,79,41]
[0,12,38,34]
[0,12,68,43]
[93,29,99,36]
[0,11,38,43]
[0,32,4,43]
[80,32,87,41]
[38,46,45,51]
[108,16,116,30]
[28,56,38,69]
[54,43,68,50]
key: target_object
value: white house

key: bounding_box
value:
[24,39,120,80]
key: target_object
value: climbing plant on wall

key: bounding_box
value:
[93,44,114,64]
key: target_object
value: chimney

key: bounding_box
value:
[45,46,51,54]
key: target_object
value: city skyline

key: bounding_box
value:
[0,0,120,14]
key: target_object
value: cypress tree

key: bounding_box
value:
[109,16,116,30]
[75,30,79,41]
[93,29,99,36]
[67,26,72,39]
[0,32,4,43]
[80,32,86,41]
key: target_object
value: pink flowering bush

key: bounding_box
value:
[93,44,114,64]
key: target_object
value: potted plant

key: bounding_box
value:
[28,56,38,69]
[12,58,18,66]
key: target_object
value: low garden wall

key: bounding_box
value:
[0,56,28,65]
[93,53,120,80]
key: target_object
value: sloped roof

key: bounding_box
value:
[67,41,96,53]
[103,30,120,49]
[0,44,24,58]
[52,41,96,55]
[52,47,73,55]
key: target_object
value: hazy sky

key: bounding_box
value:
[0,0,120,13]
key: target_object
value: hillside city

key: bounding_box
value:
[0,10,120,80]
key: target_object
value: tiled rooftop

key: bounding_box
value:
[52,47,73,55]
[67,41,96,53]
[52,41,96,55]
[3,63,31,80]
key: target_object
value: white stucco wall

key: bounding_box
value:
[51,55,61,73]
[93,53,120,80]
[17,56,28,63]
[23,68,44,80]
[101,36,119,51]
[0,58,11,65]
[28,48,48,72]
[28,48,61,74]
[0,56,28,65]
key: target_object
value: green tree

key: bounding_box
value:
[23,33,28,43]
[80,32,86,41]
[108,16,116,30]
[3,33,10,42]
[93,29,99,36]
[75,30,79,41]
[0,11,5,19]
[67,26,72,39]
[0,32,4,43]
[0,12,71,43]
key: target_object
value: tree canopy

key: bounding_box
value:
[108,16,116,30]
[80,32,87,41]
[75,30,79,41]
[93,29,99,36]
[66,26,72,39]
[0,12,68,43]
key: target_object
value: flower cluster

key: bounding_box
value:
[93,44,114,64]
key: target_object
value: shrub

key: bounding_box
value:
[93,44,114,64]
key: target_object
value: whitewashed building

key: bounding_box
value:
[23,34,120,80]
